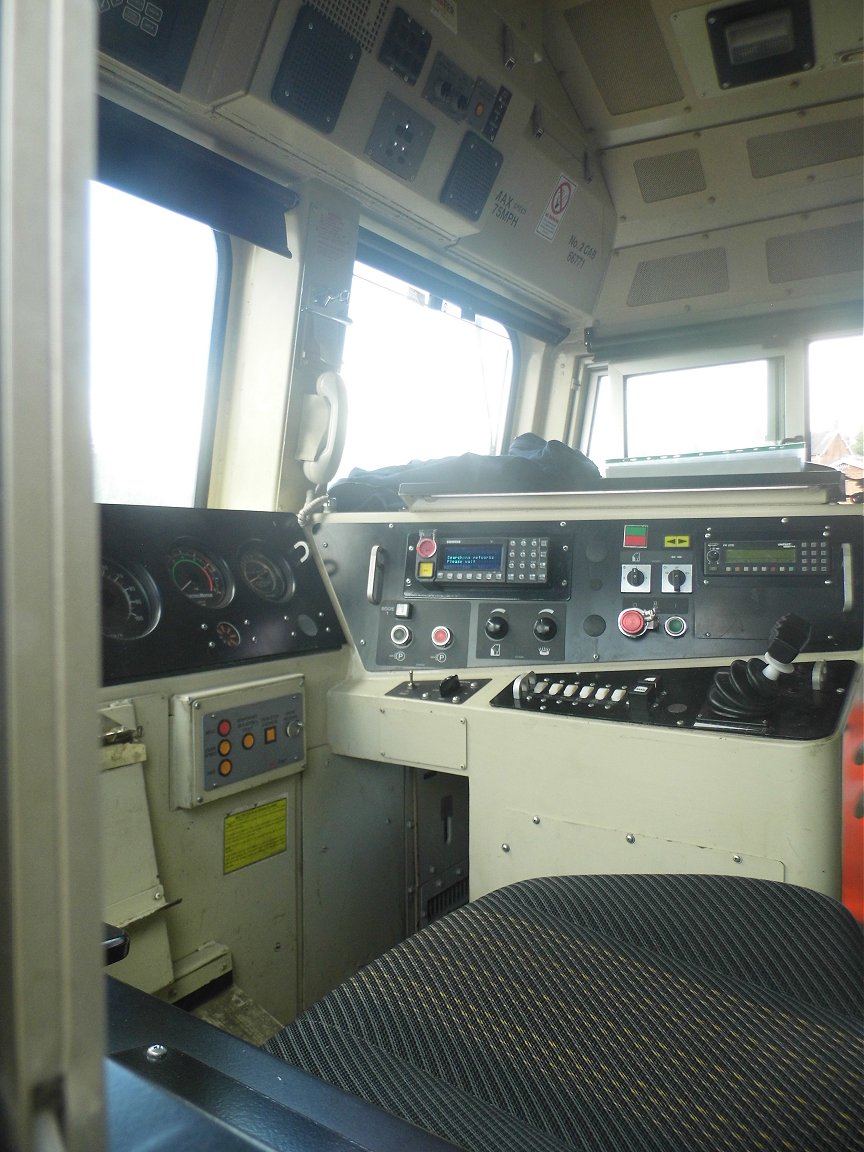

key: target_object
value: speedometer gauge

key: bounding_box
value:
[166,542,234,608]
[238,544,296,604]
[102,559,161,640]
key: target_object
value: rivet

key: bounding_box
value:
[626,833,636,844]
[146,1044,168,1062]
[532,815,541,825]
[733,854,742,863]
[501,843,511,853]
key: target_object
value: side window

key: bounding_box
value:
[584,357,779,473]
[89,182,220,505]
[624,360,775,458]
[336,262,513,477]
[808,335,864,499]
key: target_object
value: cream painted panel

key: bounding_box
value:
[329,677,470,774]
[493,810,784,888]
[466,700,842,900]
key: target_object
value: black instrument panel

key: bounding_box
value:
[101,504,344,685]
[312,511,862,672]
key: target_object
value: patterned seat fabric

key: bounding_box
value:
[265,875,864,1152]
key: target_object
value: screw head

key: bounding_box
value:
[146,1044,168,1062]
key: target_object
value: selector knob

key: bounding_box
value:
[626,567,645,587]
[534,616,557,641]
[485,615,509,639]
[707,547,720,565]
[668,568,686,591]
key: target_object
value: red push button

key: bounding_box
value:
[618,608,647,637]
[431,625,452,648]
[416,537,437,559]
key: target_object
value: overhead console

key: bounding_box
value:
[101,504,344,685]
[312,501,862,672]
[96,0,614,324]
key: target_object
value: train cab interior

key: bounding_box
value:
[1,1,862,1150]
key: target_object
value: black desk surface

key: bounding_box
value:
[107,976,459,1152]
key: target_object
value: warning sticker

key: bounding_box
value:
[536,173,577,242]
[224,798,288,874]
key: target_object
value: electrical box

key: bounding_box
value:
[171,675,305,809]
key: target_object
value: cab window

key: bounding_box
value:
[337,262,513,478]
[89,182,221,506]
[808,335,864,496]
[583,330,861,484]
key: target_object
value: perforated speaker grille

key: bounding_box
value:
[634,149,706,203]
[766,221,864,283]
[748,116,864,178]
[310,0,390,53]
[627,248,729,306]
[564,0,683,114]
[440,132,503,222]
[271,5,361,133]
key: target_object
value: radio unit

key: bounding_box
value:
[410,534,552,587]
[704,539,829,576]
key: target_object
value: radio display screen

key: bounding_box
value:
[727,547,795,562]
[440,544,503,572]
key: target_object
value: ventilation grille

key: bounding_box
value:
[271,5,361,133]
[634,149,707,203]
[426,875,469,926]
[564,0,683,114]
[766,221,864,283]
[310,0,390,53]
[440,132,503,222]
[627,248,729,306]
[748,116,864,178]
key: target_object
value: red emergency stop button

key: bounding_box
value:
[618,608,647,638]
[431,625,452,648]
[416,536,437,559]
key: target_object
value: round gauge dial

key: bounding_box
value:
[238,545,296,604]
[102,559,161,640]
[166,542,234,609]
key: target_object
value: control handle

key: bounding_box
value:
[367,545,385,605]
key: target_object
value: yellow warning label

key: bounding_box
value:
[224,798,288,875]
[664,535,691,548]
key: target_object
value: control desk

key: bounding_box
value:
[316,492,862,903]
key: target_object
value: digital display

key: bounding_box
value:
[727,547,795,562]
[440,544,503,572]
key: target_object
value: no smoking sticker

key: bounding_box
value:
[536,173,576,241]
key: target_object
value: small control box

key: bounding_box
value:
[171,675,305,809]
